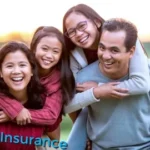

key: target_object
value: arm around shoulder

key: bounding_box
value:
[0,96,23,119]
[117,39,150,95]
[64,88,100,113]
[29,89,63,125]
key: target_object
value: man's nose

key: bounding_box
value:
[102,51,112,59]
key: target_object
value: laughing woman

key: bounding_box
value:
[0,41,45,150]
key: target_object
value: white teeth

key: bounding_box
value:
[12,77,23,81]
[104,62,113,65]
[79,36,88,43]
[43,60,51,64]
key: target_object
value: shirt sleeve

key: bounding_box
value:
[116,39,150,95]
[29,89,63,125]
[64,88,100,113]
[0,96,23,119]
[70,55,82,79]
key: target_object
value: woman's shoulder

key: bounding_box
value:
[70,47,88,68]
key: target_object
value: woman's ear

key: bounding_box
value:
[94,19,102,29]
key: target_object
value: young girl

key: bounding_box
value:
[62,3,150,150]
[0,27,75,141]
[0,41,45,150]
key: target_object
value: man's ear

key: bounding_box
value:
[129,46,136,58]
[94,19,102,29]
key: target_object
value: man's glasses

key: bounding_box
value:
[65,21,87,38]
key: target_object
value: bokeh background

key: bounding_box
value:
[0,0,149,141]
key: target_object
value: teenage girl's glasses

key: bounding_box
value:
[65,21,87,38]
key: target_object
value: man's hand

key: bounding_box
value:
[16,108,31,125]
[94,82,129,99]
[76,81,98,92]
[0,111,10,123]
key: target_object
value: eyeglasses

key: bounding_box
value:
[65,21,87,38]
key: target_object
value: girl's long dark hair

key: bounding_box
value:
[0,41,45,109]
[30,26,75,106]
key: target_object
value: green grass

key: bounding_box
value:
[60,115,72,141]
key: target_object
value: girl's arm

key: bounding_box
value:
[0,89,62,125]
[29,89,63,125]
[117,39,150,94]
[64,88,100,113]
[0,96,23,119]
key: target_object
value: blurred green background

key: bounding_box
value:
[60,115,72,141]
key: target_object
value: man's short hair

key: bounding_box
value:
[101,18,137,51]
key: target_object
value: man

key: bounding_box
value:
[74,18,150,149]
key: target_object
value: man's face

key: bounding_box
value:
[97,30,134,79]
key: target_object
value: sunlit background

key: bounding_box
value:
[0,0,149,43]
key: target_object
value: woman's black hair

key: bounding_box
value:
[0,41,45,109]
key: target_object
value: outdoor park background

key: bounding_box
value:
[0,0,149,142]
